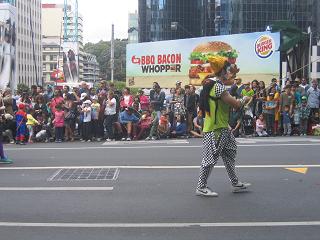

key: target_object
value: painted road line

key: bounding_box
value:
[4,143,320,151]
[0,221,319,228]
[0,164,320,170]
[0,187,114,191]
[102,140,189,145]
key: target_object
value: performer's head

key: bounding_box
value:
[205,56,240,86]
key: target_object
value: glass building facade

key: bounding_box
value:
[139,0,318,43]
[138,0,215,42]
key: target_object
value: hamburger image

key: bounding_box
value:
[189,41,238,85]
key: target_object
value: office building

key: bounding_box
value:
[83,52,100,83]
[128,10,138,44]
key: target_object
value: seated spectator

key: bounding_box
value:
[2,114,15,143]
[190,111,203,138]
[171,114,187,138]
[230,108,242,138]
[120,87,134,111]
[26,109,39,143]
[132,96,142,117]
[256,114,268,137]
[115,107,139,141]
[138,90,150,111]
[145,105,159,140]
[134,111,152,140]
[157,113,171,139]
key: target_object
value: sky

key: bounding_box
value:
[43,0,138,43]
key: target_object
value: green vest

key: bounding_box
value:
[203,84,230,133]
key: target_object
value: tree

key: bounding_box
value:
[84,39,128,81]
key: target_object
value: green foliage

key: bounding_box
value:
[84,39,128,82]
[106,81,139,95]
[17,83,30,94]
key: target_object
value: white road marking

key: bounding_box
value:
[0,221,319,228]
[102,140,189,145]
[4,143,320,151]
[0,165,319,170]
[0,187,114,191]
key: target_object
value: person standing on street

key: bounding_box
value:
[196,56,251,197]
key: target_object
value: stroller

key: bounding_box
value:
[241,107,255,136]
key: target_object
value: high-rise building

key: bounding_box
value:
[139,0,317,41]
[217,0,314,35]
[42,3,84,84]
[138,0,216,42]
[128,10,138,44]
[0,1,16,90]
[83,52,100,83]
[16,0,42,87]
[0,0,42,89]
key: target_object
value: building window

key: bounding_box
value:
[317,46,320,56]
[317,62,320,72]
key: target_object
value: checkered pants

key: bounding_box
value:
[197,129,239,189]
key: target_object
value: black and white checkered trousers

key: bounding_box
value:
[197,129,239,189]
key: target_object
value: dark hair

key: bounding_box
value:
[124,87,130,94]
[184,85,191,90]
[199,79,216,116]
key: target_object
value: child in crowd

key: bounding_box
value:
[171,114,187,138]
[81,100,92,142]
[299,96,310,136]
[145,105,159,140]
[139,90,150,111]
[26,109,39,143]
[263,90,277,136]
[91,96,100,141]
[157,113,171,139]
[53,104,64,143]
[282,105,292,136]
[255,114,268,137]
[134,111,152,140]
[132,96,142,117]
[15,104,28,145]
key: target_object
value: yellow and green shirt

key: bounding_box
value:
[203,81,230,133]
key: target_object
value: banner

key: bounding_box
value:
[126,31,281,88]
[62,41,79,83]
[0,3,16,90]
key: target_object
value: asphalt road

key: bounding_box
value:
[0,137,320,240]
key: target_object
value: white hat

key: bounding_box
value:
[92,95,98,100]
[80,93,87,100]
[83,100,92,105]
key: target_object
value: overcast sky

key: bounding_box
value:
[43,0,138,43]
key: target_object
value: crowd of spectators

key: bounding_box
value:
[0,80,202,144]
[0,77,318,145]
[229,77,320,137]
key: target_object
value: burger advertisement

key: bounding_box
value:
[189,41,238,86]
[126,31,280,88]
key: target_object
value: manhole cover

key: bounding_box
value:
[48,168,119,182]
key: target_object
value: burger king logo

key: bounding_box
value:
[255,35,275,59]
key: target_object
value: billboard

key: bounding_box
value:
[62,41,79,83]
[0,3,16,91]
[126,31,281,88]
